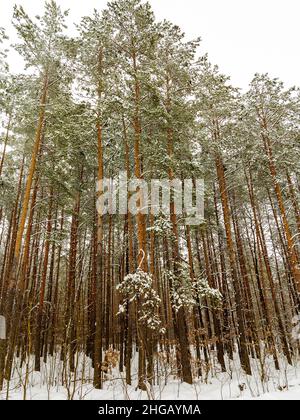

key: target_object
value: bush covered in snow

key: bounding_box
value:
[117,269,164,333]
[164,265,222,313]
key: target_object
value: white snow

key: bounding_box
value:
[1,351,299,400]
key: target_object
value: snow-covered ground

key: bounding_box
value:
[1,352,299,400]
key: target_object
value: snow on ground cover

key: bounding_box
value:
[1,352,299,400]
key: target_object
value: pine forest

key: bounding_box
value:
[0,0,300,401]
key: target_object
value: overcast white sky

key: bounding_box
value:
[0,0,299,90]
